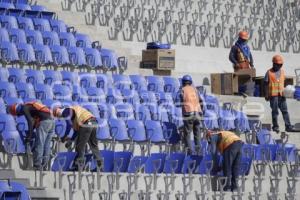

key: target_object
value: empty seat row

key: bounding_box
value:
[0,2,46,11]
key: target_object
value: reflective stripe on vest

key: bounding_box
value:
[217,131,241,154]
[268,68,285,97]
[182,85,201,113]
[72,106,94,131]
[25,102,50,128]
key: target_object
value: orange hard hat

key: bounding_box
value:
[239,31,249,40]
[272,55,284,64]
[53,106,63,118]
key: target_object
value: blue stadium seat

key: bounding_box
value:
[68,46,87,68]
[171,107,184,128]
[0,67,9,82]
[157,92,174,105]
[238,157,252,176]
[108,118,129,142]
[148,104,169,122]
[51,152,77,171]
[79,72,96,88]
[126,120,147,142]
[234,110,250,132]
[50,19,67,33]
[17,16,34,30]
[81,103,100,118]
[106,88,123,104]
[31,5,46,11]
[86,87,105,103]
[0,28,10,43]
[8,67,26,83]
[84,47,102,69]
[75,33,92,48]
[89,150,114,172]
[33,18,51,32]
[15,3,31,10]
[100,48,118,71]
[139,90,157,103]
[25,29,43,45]
[146,76,164,92]
[54,119,66,138]
[100,103,117,119]
[115,103,135,120]
[10,181,31,200]
[121,89,140,105]
[42,31,60,46]
[26,69,44,85]
[52,84,72,101]
[256,129,276,145]
[96,118,111,141]
[0,98,6,113]
[203,103,219,130]
[163,76,180,93]
[127,156,148,173]
[112,74,132,90]
[164,153,185,174]
[71,85,87,102]
[0,2,15,9]
[15,82,35,100]
[145,120,165,143]
[113,151,132,172]
[0,113,25,153]
[16,115,28,137]
[4,97,23,106]
[0,81,17,99]
[43,69,62,85]
[129,75,147,92]
[61,70,79,85]
[162,122,181,144]
[0,15,18,29]
[145,153,166,173]
[17,43,36,65]
[0,180,21,199]
[8,28,27,44]
[218,103,236,131]
[135,104,151,122]
[59,32,76,48]
[50,45,70,66]
[0,41,20,64]
[255,144,277,162]
[198,154,218,175]
[96,74,112,92]
[34,83,53,100]
[33,44,53,65]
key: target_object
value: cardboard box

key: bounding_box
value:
[141,49,175,70]
[211,73,238,95]
[234,68,256,77]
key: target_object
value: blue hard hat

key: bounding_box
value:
[182,75,193,83]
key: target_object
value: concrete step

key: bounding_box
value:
[28,188,65,200]
[0,169,15,179]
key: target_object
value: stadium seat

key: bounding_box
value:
[126,120,147,142]
[139,90,157,103]
[50,19,67,33]
[98,103,117,119]
[145,120,165,143]
[171,107,184,128]
[115,103,135,120]
[0,28,10,43]
[68,46,87,68]
[146,76,165,92]
[164,153,185,174]
[148,104,169,122]
[43,69,62,85]
[127,156,148,173]
[16,115,28,136]
[100,48,118,71]
[112,74,132,90]
[75,33,92,48]
[33,18,51,32]
[162,122,181,144]
[0,15,18,29]
[17,43,36,65]
[51,152,77,171]
[17,16,34,30]
[257,129,276,145]
[203,103,219,130]
[0,180,21,199]
[0,113,25,153]
[8,67,26,83]
[96,74,112,92]
[84,47,102,69]
[4,97,23,105]
[26,69,45,85]
[163,76,180,93]
[81,103,100,118]
[89,150,114,172]
[79,72,96,88]
[34,83,54,100]
[86,86,105,103]
[31,5,47,11]
[96,118,111,141]
[108,118,129,142]
[33,44,53,65]
[106,88,123,104]
[61,70,79,85]
[145,153,166,173]
[135,104,151,122]
[10,181,31,200]
[50,45,70,66]
[0,98,6,113]
[8,28,27,44]
[0,41,20,64]
[234,110,251,132]
[15,3,31,10]
[52,84,72,101]
[129,75,147,92]
[42,31,60,46]
[25,29,44,45]
[59,32,76,48]
[0,2,15,9]
[218,103,236,131]
[15,82,35,100]
[121,89,140,105]
[0,81,17,99]
[71,85,87,102]
[0,67,9,82]
[113,151,133,172]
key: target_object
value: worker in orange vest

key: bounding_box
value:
[176,75,203,155]
[229,31,254,71]
[53,106,102,169]
[8,102,55,170]
[206,130,243,192]
[264,55,296,133]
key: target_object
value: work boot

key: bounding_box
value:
[285,125,298,132]
[272,127,280,133]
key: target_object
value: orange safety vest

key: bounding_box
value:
[71,106,95,131]
[236,47,250,70]
[25,102,50,127]
[217,131,241,154]
[182,85,201,113]
[268,68,285,97]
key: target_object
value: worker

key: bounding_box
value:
[264,55,296,133]
[53,105,102,169]
[8,102,54,170]
[176,75,203,154]
[206,130,243,192]
[229,31,254,71]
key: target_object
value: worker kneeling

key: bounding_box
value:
[53,105,102,169]
[206,130,243,192]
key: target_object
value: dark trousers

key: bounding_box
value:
[269,96,291,129]
[222,141,243,191]
[74,121,101,167]
[183,113,201,152]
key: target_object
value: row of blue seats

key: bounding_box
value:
[0,2,46,11]
[0,0,28,4]
[0,180,30,200]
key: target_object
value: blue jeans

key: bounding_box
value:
[269,96,291,129]
[33,119,55,168]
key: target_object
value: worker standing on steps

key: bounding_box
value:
[8,102,55,170]
[206,130,243,192]
[229,30,254,71]
[264,55,297,133]
[53,105,102,169]
[176,75,203,155]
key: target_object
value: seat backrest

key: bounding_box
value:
[17,16,34,30]
[0,81,17,99]
[25,29,43,45]
[0,27,10,43]
[59,32,76,48]
[145,120,165,143]
[51,152,77,171]
[129,75,147,91]
[15,82,35,99]
[127,120,146,141]
[145,153,166,173]
[108,118,129,141]
[25,69,45,85]
[113,151,132,172]
[164,153,185,174]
